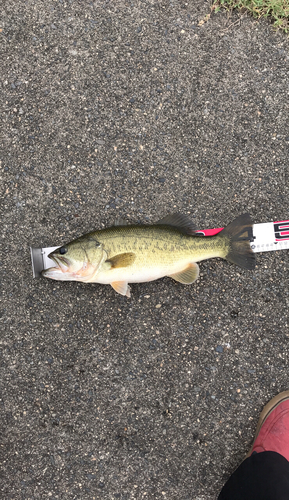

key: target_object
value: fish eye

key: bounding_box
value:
[59,246,68,255]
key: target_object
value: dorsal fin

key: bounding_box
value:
[114,217,129,227]
[156,213,196,235]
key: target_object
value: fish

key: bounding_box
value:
[42,213,256,297]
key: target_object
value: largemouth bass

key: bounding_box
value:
[42,213,255,297]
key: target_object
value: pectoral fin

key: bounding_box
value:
[111,281,131,297]
[107,252,136,269]
[168,262,199,284]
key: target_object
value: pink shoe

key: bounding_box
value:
[247,390,289,461]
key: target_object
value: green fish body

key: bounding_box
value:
[43,213,255,297]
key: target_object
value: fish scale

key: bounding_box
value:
[31,218,289,282]
[37,213,256,297]
[97,225,226,262]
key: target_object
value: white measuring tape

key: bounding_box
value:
[196,219,289,252]
[30,219,289,278]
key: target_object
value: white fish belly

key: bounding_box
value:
[92,257,193,284]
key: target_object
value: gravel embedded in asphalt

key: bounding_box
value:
[1,1,289,498]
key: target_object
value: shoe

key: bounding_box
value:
[247,390,289,461]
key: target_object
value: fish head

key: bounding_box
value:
[42,235,104,281]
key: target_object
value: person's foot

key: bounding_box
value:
[247,390,289,461]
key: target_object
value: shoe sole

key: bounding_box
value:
[246,390,289,458]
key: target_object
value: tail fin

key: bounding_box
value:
[222,213,256,270]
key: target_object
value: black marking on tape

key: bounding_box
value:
[274,221,289,241]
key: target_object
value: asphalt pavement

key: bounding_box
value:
[1,0,289,498]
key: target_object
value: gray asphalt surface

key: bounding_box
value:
[1,1,289,498]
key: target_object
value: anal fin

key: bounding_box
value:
[168,262,199,284]
[111,281,131,297]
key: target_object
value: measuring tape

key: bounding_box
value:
[30,219,289,278]
[196,219,289,252]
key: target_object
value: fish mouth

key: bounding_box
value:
[42,267,71,280]
[42,253,72,280]
[42,253,92,281]
[48,253,70,272]
[42,252,101,282]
